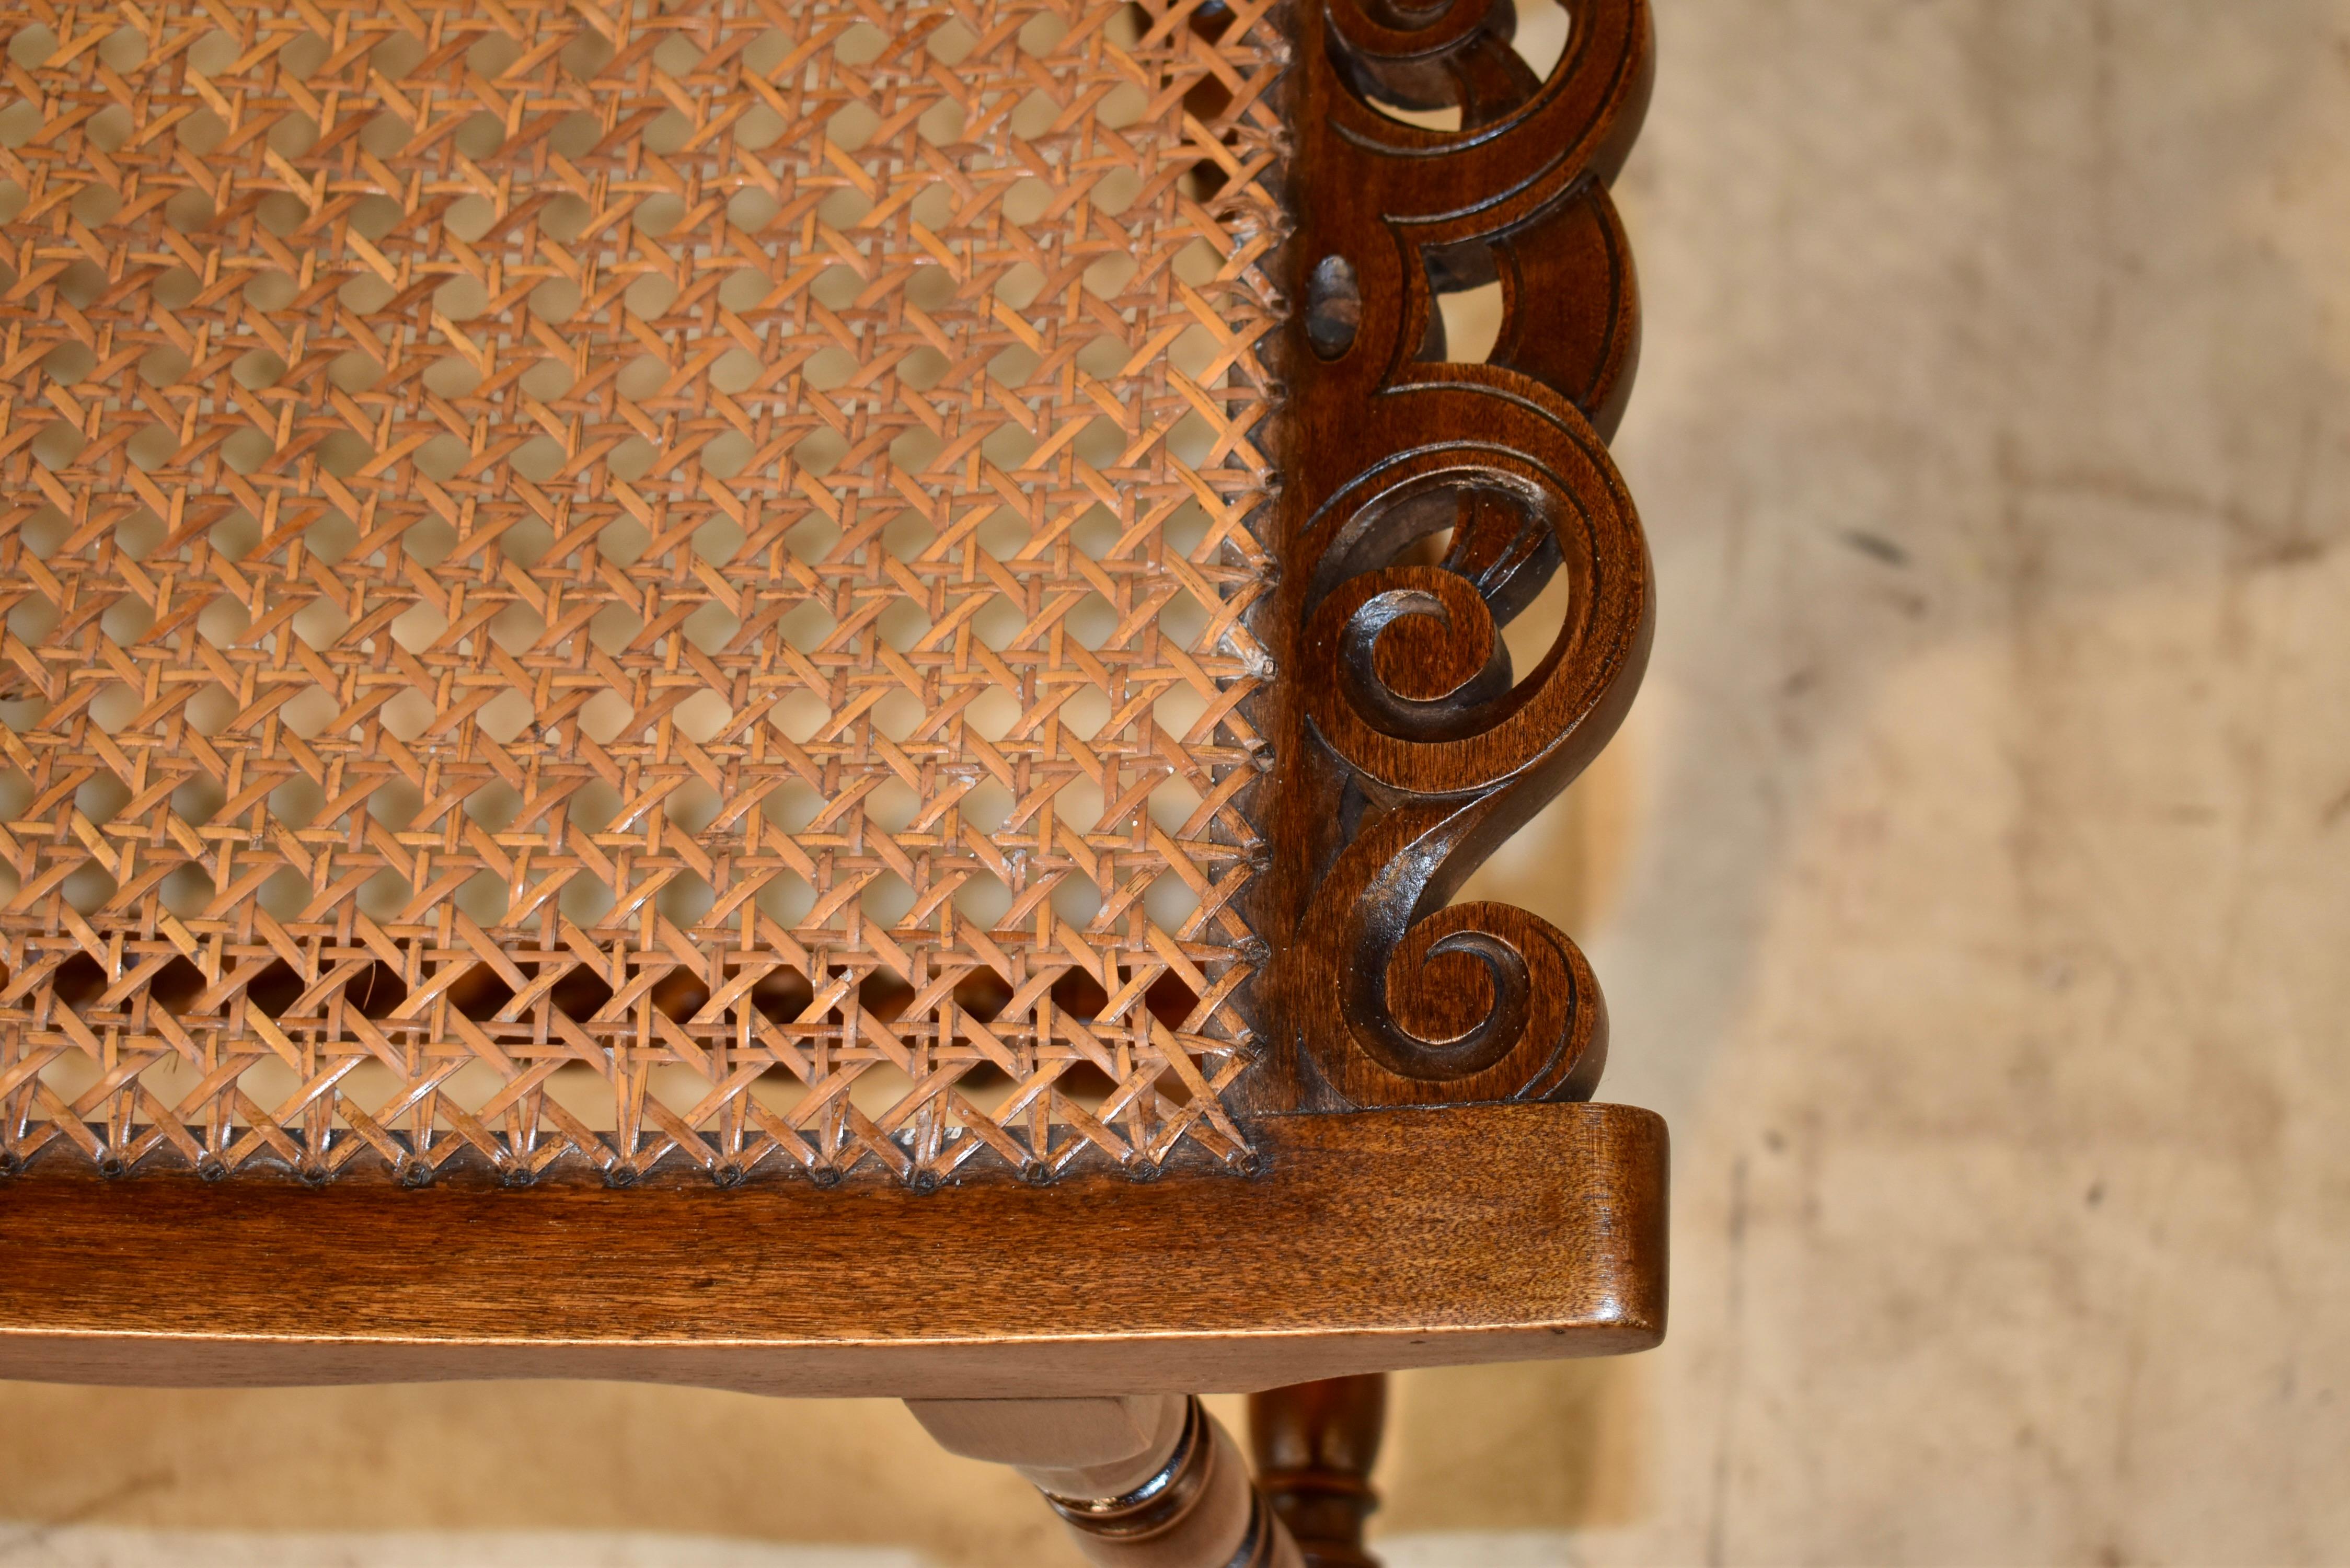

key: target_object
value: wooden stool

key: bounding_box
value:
[0,0,1660,1561]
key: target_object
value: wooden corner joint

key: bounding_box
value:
[1242,0,1658,1114]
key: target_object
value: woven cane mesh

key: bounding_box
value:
[0,0,1283,1184]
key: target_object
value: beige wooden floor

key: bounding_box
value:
[7,3,2350,1563]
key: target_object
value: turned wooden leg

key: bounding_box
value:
[1247,1374,1387,1568]
[909,1393,1301,1567]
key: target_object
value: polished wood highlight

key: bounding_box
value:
[1249,1375,1388,1568]
[0,1102,1665,1398]
[912,1395,1301,1568]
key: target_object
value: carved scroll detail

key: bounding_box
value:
[1243,0,1654,1111]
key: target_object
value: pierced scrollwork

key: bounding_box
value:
[1242,0,1654,1112]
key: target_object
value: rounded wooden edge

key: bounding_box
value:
[0,1102,1667,1399]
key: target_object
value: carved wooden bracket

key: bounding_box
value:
[1243,0,1655,1113]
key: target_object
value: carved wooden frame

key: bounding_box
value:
[1242,0,1655,1114]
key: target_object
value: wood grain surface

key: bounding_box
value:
[0,1102,1664,1399]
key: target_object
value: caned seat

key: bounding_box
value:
[0,0,1662,1560]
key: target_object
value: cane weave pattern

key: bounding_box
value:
[0,0,1283,1184]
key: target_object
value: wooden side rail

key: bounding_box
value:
[0,1103,1666,1400]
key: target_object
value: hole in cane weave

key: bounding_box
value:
[560,874,614,926]
[767,690,830,744]
[1051,875,1104,928]
[269,777,325,829]
[545,110,603,161]
[756,870,815,928]
[960,777,1016,832]
[954,872,1011,928]
[31,423,84,471]
[68,185,121,228]
[858,971,916,1022]
[1051,969,1110,1022]
[372,30,427,78]
[1056,778,1105,834]
[650,969,710,1022]
[685,602,741,653]
[1146,871,1203,933]
[349,195,404,241]
[193,598,249,652]
[609,435,660,481]
[466,31,522,76]
[559,29,613,80]
[8,24,57,65]
[358,870,412,921]
[550,966,616,1022]
[643,110,694,156]
[579,690,635,744]
[257,869,311,922]
[1067,685,1119,742]
[827,101,882,152]
[862,873,915,927]
[345,962,408,1019]
[636,193,687,236]
[1055,1062,1118,1113]
[1009,90,1061,141]
[423,356,482,399]
[50,954,108,1009]
[40,342,93,385]
[456,871,508,925]
[267,111,320,160]
[278,683,339,735]
[409,519,465,568]
[124,423,178,472]
[718,269,770,312]
[390,602,447,653]
[1146,971,1203,1031]
[539,194,592,245]
[435,275,489,321]
[454,111,506,160]
[659,871,717,929]
[87,103,135,153]
[6,595,57,646]
[499,519,556,567]
[794,429,849,476]
[170,777,225,828]
[0,103,38,150]
[478,688,536,743]
[725,188,780,232]
[752,966,815,1021]
[1154,684,1211,742]
[489,602,545,654]
[447,965,515,1022]
[178,683,235,737]
[464,783,521,832]
[954,968,1015,1023]
[148,956,208,1017]
[339,274,396,315]
[848,1063,923,1123]
[85,682,137,738]
[952,1060,1015,1108]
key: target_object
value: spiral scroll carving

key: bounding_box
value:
[1242,0,1654,1112]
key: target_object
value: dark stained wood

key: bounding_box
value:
[1239,0,1657,1113]
[1250,1375,1389,1568]
[0,1102,1667,1399]
[914,1395,1304,1568]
